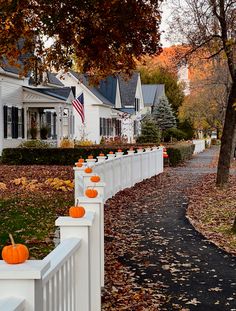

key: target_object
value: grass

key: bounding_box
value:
[0,194,73,259]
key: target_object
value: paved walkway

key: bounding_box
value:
[103,147,236,310]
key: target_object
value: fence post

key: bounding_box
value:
[0,260,50,311]
[73,167,86,199]
[55,212,95,311]
[76,197,104,292]
[83,181,106,198]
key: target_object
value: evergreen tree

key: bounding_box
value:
[152,96,176,130]
[136,119,161,144]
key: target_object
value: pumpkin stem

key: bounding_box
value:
[9,233,16,247]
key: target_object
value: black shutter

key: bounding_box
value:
[11,107,15,138]
[22,108,25,138]
[3,106,7,138]
[15,107,18,138]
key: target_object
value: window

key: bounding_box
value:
[135,98,140,112]
[7,107,12,138]
[115,120,121,136]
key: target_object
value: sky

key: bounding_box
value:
[160,2,173,47]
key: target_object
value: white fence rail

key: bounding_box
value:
[74,147,163,201]
[192,139,206,154]
[0,147,164,311]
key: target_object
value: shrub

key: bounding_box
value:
[74,139,94,147]
[136,120,161,144]
[162,128,187,142]
[178,119,194,140]
[18,140,50,148]
[59,138,74,148]
[166,142,195,166]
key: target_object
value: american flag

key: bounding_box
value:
[72,93,85,123]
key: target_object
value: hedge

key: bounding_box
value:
[166,142,195,166]
[1,144,154,165]
[1,142,194,166]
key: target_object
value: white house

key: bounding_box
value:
[0,62,74,155]
[58,71,145,144]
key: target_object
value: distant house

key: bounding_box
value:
[0,62,74,155]
[58,71,144,143]
[142,84,166,114]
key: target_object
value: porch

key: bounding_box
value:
[23,87,74,146]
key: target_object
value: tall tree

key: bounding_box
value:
[168,0,236,187]
[0,0,163,82]
[139,65,185,114]
[152,96,177,130]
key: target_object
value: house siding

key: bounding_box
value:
[0,76,25,154]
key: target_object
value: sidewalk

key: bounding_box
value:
[102,147,236,311]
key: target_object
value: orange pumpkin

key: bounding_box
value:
[85,188,98,198]
[69,205,85,218]
[109,151,114,154]
[78,158,84,163]
[84,167,93,173]
[88,155,93,159]
[2,234,29,264]
[117,149,122,152]
[99,153,105,156]
[76,162,83,167]
[90,175,101,183]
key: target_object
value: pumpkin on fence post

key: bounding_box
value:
[85,187,98,198]
[90,175,101,183]
[2,234,29,264]
[84,167,93,174]
[69,205,86,218]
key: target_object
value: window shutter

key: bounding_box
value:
[11,107,16,138]
[15,107,19,138]
[3,106,7,138]
[22,108,25,138]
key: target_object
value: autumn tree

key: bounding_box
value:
[139,65,185,115]
[167,0,236,187]
[0,0,163,82]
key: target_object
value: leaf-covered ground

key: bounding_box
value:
[0,165,74,258]
[102,147,236,310]
[1,148,236,310]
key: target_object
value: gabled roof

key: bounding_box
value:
[24,87,72,101]
[1,39,32,76]
[69,70,114,106]
[142,84,165,107]
[69,70,139,111]
[47,72,64,86]
[118,72,139,107]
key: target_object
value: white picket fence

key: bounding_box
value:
[74,147,163,201]
[192,139,206,154]
[0,147,164,311]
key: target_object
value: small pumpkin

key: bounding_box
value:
[69,205,85,218]
[2,234,29,264]
[78,158,84,163]
[117,149,122,152]
[84,167,93,173]
[90,175,101,183]
[109,151,114,154]
[88,155,93,159]
[76,162,83,167]
[85,188,98,198]
[99,153,105,156]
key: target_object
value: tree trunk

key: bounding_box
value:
[216,78,236,187]
[232,216,236,233]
